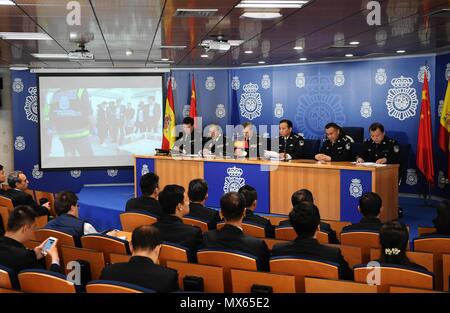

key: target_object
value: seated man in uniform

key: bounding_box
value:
[277,119,305,160]
[356,122,400,164]
[202,124,229,158]
[315,123,352,161]
[173,117,203,155]
[234,122,267,159]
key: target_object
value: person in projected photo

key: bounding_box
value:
[96,101,108,146]
[125,102,136,135]
[48,88,94,157]
[136,101,147,134]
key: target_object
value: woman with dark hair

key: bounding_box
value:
[377,222,426,271]
[432,200,450,235]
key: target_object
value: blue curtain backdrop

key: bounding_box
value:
[11,53,450,197]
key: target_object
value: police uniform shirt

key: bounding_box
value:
[358,136,400,164]
[319,136,353,161]
[278,134,305,159]
[204,135,229,156]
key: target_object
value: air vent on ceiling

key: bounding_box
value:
[175,8,218,18]
[428,9,450,18]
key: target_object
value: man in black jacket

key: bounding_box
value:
[272,202,351,279]
[153,185,203,261]
[202,192,270,271]
[186,179,221,230]
[125,172,163,217]
[100,225,179,292]
[173,117,203,155]
[342,192,383,233]
[0,164,6,196]
[5,171,50,216]
[239,185,274,238]
[315,123,352,162]
[0,205,61,275]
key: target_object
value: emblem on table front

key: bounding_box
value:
[223,166,246,193]
[141,164,150,176]
[349,178,363,198]
[70,170,81,178]
[107,169,118,177]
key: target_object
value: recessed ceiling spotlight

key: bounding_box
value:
[258,61,265,64]
[69,32,78,40]
[126,49,133,56]
[349,41,360,45]
[244,50,253,54]
[299,57,307,61]
[396,50,406,53]
[161,58,169,61]
[200,54,208,58]
[293,46,303,50]
[345,54,354,57]
[236,1,309,9]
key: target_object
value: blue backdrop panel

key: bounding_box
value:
[134,158,155,197]
[340,170,373,223]
[204,162,270,213]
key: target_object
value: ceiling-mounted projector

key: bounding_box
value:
[201,39,231,52]
[69,41,94,61]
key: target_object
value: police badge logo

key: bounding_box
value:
[24,87,38,123]
[14,136,26,151]
[296,73,305,88]
[141,164,150,176]
[12,78,24,93]
[386,76,418,121]
[438,171,447,189]
[349,178,363,198]
[375,69,387,85]
[418,66,431,83]
[360,102,372,118]
[216,104,226,118]
[70,170,81,178]
[205,76,216,91]
[182,105,190,118]
[446,64,450,81]
[231,76,240,90]
[406,169,418,186]
[169,76,177,90]
[334,71,345,87]
[393,145,400,153]
[32,164,43,180]
[438,100,444,117]
[239,83,263,120]
[107,169,118,177]
[261,74,271,89]
[376,29,387,47]
[223,166,245,193]
[274,103,284,118]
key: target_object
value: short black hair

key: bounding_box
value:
[0,164,3,171]
[325,122,340,130]
[131,225,162,251]
[291,189,314,206]
[183,117,194,126]
[7,171,23,188]
[7,205,37,232]
[242,121,253,128]
[359,192,382,218]
[369,122,384,133]
[238,185,257,208]
[220,192,245,222]
[188,179,208,202]
[289,202,320,238]
[279,119,293,128]
[433,199,450,235]
[158,184,185,215]
[55,190,78,216]
[140,172,159,196]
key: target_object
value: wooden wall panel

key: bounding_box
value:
[154,158,203,190]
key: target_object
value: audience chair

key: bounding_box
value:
[0,265,20,290]
[230,269,296,293]
[305,277,378,293]
[18,269,78,293]
[442,254,450,292]
[0,196,13,231]
[370,248,434,273]
[275,226,297,241]
[326,244,363,269]
[81,234,130,263]
[86,280,155,293]
[35,229,76,248]
[159,242,189,267]
[34,190,56,217]
[61,246,106,280]
[262,215,288,227]
[389,286,442,293]
[417,226,437,237]
[109,253,132,264]
[242,222,266,238]
[119,212,157,232]
[182,216,209,232]
[340,230,380,263]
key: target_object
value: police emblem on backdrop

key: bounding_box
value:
[239,83,263,120]
[216,104,226,118]
[169,76,177,90]
[296,73,306,89]
[334,71,345,87]
[445,64,450,81]
[349,178,363,198]
[70,170,81,179]
[406,169,418,186]
[386,76,418,121]
[182,105,190,118]
[12,78,24,93]
[205,76,216,91]
[261,74,271,89]
[24,86,38,123]
[14,136,26,151]
[375,68,387,85]
[438,171,447,189]
[360,102,372,118]
[376,29,388,47]
[439,100,444,117]
[223,166,246,193]
[141,164,150,176]
[32,164,43,180]
[107,169,118,177]
[418,65,431,83]
[232,76,240,90]
[274,103,284,118]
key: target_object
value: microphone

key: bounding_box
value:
[283,137,288,162]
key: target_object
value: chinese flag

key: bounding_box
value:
[189,76,198,128]
[438,80,450,179]
[162,77,175,150]
[416,71,435,184]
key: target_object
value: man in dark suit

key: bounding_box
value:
[153,184,203,261]
[0,164,6,196]
[125,172,163,217]
[272,202,351,279]
[0,205,61,275]
[202,124,230,158]
[100,225,179,292]
[202,192,270,271]
[5,171,50,216]
[234,122,269,159]
[279,189,339,244]
[186,179,221,230]
[173,117,203,155]
[315,122,353,162]
[238,185,274,238]
[342,192,383,232]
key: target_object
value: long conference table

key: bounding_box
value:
[134,155,399,223]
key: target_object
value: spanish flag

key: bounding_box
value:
[439,80,450,179]
[162,77,175,150]
[189,75,198,128]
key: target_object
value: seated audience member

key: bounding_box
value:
[279,189,339,243]
[125,172,163,217]
[5,171,50,216]
[342,192,383,232]
[0,164,6,196]
[153,185,203,260]
[238,185,274,238]
[376,222,427,271]
[272,202,351,279]
[44,191,98,246]
[0,205,61,274]
[202,192,270,271]
[186,179,221,230]
[100,225,179,292]
[429,199,450,236]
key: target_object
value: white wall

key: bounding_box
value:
[0,68,13,173]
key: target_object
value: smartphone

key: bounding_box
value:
[42,237,57,255]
